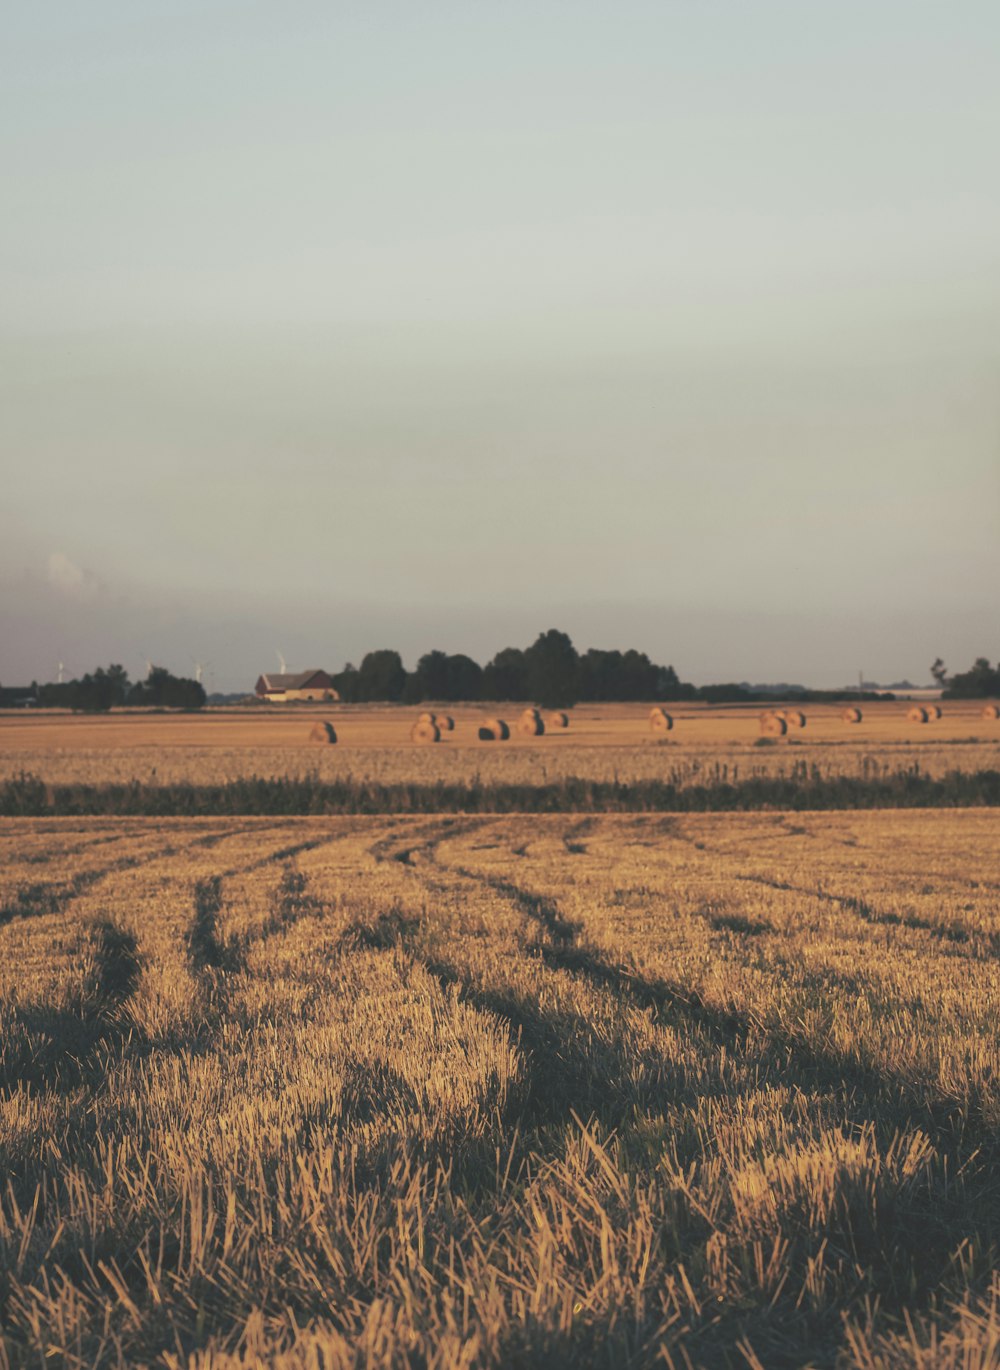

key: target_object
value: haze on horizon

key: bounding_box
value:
[2,2,998,694]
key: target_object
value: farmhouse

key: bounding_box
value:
[254,670,340,703]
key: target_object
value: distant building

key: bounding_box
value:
[0,685,37,708]
[254,670,340,703]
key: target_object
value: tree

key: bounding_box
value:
[525,629,579,709]
[656,664,696,701]
[44,663,134,712]
[481,647,528,701]
[128,666,205,709]
[331,663,359,703]
[444,653,482,701]
[412,650,451,700]
[943,657,1000,699]
[930,658,948,688]
[356,650,407,702]
[405,650,484,702]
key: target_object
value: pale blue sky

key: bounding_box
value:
[2,2,998,690]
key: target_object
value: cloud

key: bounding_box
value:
[47,552,100,601]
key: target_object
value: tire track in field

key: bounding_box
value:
[367,816,489,868]
[339,873,1000,1194]
[450,868,580,946]
[186,837,352,1021]
[417,844,1000,1147]
[337,899,678,1127]
[216,831,345,879]
[346,821,1000,1155]
[3,828,346,1092]
[732,872,999,955]
[337,877,921,1147]
[426,837,754,1056]
[0,917,145,1096]
[340,825,719,1125]
[233,823,1000,1348]
[0,823,337,949]
[561,816,596,854]
[337,818,1000,1159]
[11,826,151,867]
[0,822,268,930]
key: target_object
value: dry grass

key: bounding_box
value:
[1,703,998,788]
[2,809,1000,1367]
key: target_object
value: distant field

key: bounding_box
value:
[3,705,999,1363]
[2,810,1000,1367]
[1,700,998,786]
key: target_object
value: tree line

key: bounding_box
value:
[7,644,997,714]
[31,665,206,712]
[937,657,1000,699]
[327,630,689,709]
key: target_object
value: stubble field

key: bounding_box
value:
[1,701,998,788]
[3,807,1000,1367]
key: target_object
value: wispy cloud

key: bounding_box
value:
[47,552,100,601]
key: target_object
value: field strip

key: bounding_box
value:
[4,810,1000,1367]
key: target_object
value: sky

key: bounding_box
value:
[2,1,998,692]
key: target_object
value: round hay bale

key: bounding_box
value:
[841,706,863,724]
[410,719,441,743]
[927,704,942,720]
[907,705,928,724]
[981,703,1000,720]
[649,707,673,733]
[783,709,806,729]
[309,721,337,744]
[437,714,454,732]
[546,711,569,729]
[479,718,510,741]
[759,711,787,737]
[418,711,437,725]
[517,709,545,736]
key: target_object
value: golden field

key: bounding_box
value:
[1,700,998,786]
[3,809,1000,1367]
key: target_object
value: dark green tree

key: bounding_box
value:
[356,650,407,702]
[413,650,451,699]
[444,653,482,701]
[128,666,205,709]
[331,663,359,703]
[481,647,529,701]
[525,629,579,708]
[50,664,133,712]
[656,664,695,700]
[943,658,1000,699]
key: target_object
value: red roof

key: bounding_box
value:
[255,670,335,695]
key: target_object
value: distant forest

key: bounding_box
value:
[4,637,996,712]
[323,641,1000,708]
[322,630,893,709]
[330,630,686,709]
[941,657,1000,700]
[10,665,207,713]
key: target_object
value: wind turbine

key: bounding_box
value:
[275,649,287,675]
[56,660,67,684]
[191,658,211,684]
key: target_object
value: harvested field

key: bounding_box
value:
[1,702,998,787]
[2,809,1000,1367]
